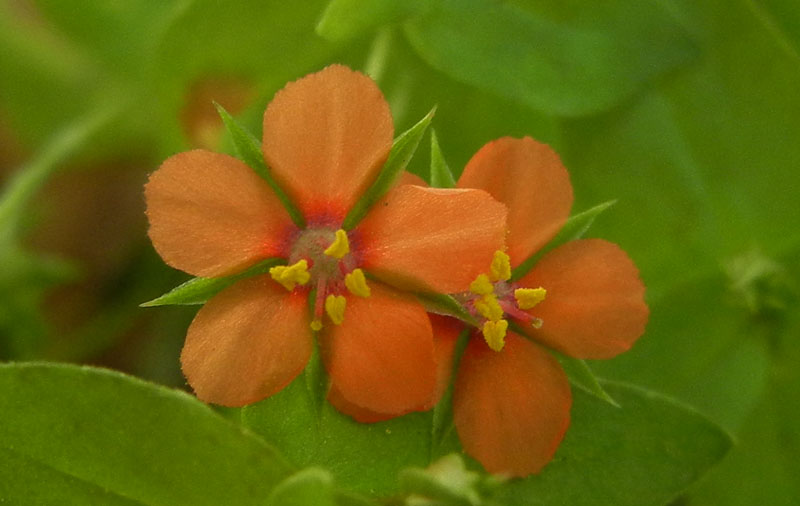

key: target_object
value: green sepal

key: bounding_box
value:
[430,330,470,461]
[303,338,329,420]
[429,129,456,188]
[511,200,616,281]
[266,468,336,506]
[215,102,305,228]
[140,258,285,307]
[342,107,436,230]
[553,352,619,407]
[416,292,477,326]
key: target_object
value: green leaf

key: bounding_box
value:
[511,200,615,281]
[242,365,433,497]
[403,0,697,116]
[141,257,285,307]
[429,129,456,188]
[495,382,732,506]
[555,353,619,407]
[267,468,336,506]
[0,362,292,505]
[0,447,142,506]
[342,107,435,230]
[317,0,426,42]
[216,103,305,227]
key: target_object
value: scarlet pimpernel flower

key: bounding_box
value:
[441,137,649,477]
[144,65,507,417]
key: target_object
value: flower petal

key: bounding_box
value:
[453,333,571,477]
[145,150,294,277]
[458,137,573,266]
[327,313,461,423]
[355,185,507,293]
[321,283,437,416]
[518,239,649,359]
[395,171,428,187]
[181,275,312,407]
[262,65,393,221]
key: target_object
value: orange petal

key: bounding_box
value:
[453,333,572,477]
[321,283,437,416]
[262,65,394,221]
[395,171,428,187]
[355,185,507,293]
[145,150,294,277]
[518,239,649,359]
[181,275,312,407]
[458,137,573,266]
[327,313,461,423]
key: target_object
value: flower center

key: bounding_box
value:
[269,226,371,330]
[459,250,546,352]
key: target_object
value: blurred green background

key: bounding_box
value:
[1,0,798,504]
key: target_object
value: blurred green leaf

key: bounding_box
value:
[317,0,425,42]
[243,359,433,497]
[400,454,501,506]
[403,0,697,116]
[429,129,456,188]
[216,103,305,227]
[495,382,732,506]
[0,362,292,505]
[686,275,800,505]
[343,107,434,230]
[267,468,336,506]
[141,257,285,307]
[0,448,142,506]
[0,2,96,146]
[32,0,187,78]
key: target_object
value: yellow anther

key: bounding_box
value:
[310,319,323,332]
[474,293,504,322]
[515,287,547,310]
[469,274,495,296]
[489,250,511,282]
[531,318,543,329]
[344,268,371,298]
[324,294,347,325]
[269,260,310,291]
[323,229,350,259]
[482,319,508,352]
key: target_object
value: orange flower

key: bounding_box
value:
[144,65,507,417]
[444,137,649,477]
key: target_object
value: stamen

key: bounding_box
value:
[344,268,371,298]
[469,274,494,296]
[310,319,323,331]
[482,319,508,351]
[269,259,310,291]
[514,287,547,309]
[323,229,350,259]
[324,294,347,325]
[489,250,511,282]
[474,293,504,321]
